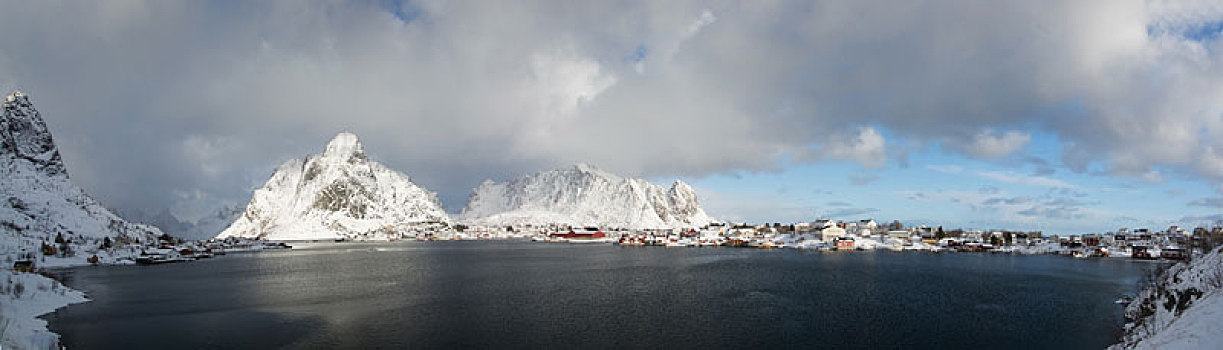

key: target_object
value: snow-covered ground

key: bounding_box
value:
[1112,245,1223,349]
[0,271,87,350]
[1129,288,1223,350]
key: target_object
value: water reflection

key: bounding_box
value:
[48,241,1155,349]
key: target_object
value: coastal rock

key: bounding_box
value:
[217,133,450,241]
[1,91,65,177]
[1112,245,1223,349]
[459,164,718,229]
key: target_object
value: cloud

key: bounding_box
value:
[1188,197,1223,208]
[983,196,1030,206]
[1,1,1222,220]
[1180,213,1223,224]
[927,164,964,174]
[978,171,1076,188]
[948,129,1031,158]
[818,127,887,168]
[823,207,880,219]
[1017,206,1083,220]
[1021,156,1057,176]
[849,172,879,186]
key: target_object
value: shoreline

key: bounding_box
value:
[1,270,87,349]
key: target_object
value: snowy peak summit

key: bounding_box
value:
[321,132,366,161]
[217,132,449,241]
[459,164,717,229]
[1,91,65,177]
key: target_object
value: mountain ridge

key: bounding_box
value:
[459,164,717,229]
[217,132,450,241]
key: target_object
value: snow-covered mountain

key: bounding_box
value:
[0,91,163,251]
[217,133,450,241]
[459,164,718,229]
[123,204,243,241]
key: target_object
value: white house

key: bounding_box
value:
[820,226,847,242]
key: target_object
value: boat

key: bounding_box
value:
[665,236,693,247]
[569,237,616,244]
[261,242,293,249]
[135,251,189,265]
[1115,294,1135,305]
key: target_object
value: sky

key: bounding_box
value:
[1,0,1222,234]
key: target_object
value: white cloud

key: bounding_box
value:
[819,127,887,168]
[951,129,1031,158]
[927,164,964,174]
[527,51,617,118]
[685,9,717,38]
[1,1,1222,216]
[977,171,1076,188]
[1141,170,1164,183]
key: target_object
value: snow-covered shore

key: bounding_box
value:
[0,271,87,349]
[1111,245,1223,349]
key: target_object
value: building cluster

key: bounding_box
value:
[447,219,1223,259]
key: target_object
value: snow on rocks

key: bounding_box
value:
[459,164,718,229]
[1112,245,1223,349]
[216,133,450,241]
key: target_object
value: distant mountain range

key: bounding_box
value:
[1,91,719,243]
[119,205,243,241]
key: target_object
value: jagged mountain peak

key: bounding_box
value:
[670,179,694,192]
[321,132,366,161]
[568,163,603,173]
[546,163,618,180]
[2,90,66,177]
[460,164,717,229]
[218,132,449,241]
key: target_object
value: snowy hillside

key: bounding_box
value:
[216,133,450,241]
[0,91,163,256]
[459,164,718,229]
[1112,245,1223,349]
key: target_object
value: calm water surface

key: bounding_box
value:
[46,241,1155,349]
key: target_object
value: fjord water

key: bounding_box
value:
[46,241,1152,349]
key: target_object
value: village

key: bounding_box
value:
[11,219,1219,275]
[449,219,1223,260]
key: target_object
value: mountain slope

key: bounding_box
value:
[459,164,717,229]
[217,133,449,241]
[1112,245,1223,349]
[0,91,163,253]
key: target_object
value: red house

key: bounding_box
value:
[835,237,855,250]
[550,230,607,239]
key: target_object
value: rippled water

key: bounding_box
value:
[46,241,1155,349]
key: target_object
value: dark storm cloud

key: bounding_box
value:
[2,1,1223,219]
